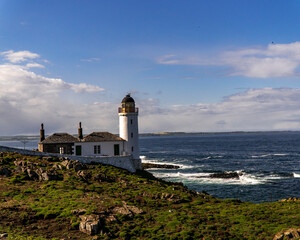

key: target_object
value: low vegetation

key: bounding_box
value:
[0,151,299,239]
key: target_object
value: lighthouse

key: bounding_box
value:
[118,94,140,160]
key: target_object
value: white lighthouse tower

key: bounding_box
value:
[118,94,140,160]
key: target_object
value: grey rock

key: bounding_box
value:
[209,171,240,179]
[27,168,38,180]
[79,215,101,236]
[0,167,11,177]
[0,233,8,238]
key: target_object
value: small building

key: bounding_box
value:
[38,130,78,155]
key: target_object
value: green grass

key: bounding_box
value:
[0,151,299,239]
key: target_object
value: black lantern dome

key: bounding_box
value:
[122,94,135,103]
[119,94,138,113]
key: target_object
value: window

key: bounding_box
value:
[59,147,65,154]
[114,144,120,156]
[131,132,133,138]
[94,145,101,154]
[131,119,133,124]
[76,145,82,156]
[132,146,134,152]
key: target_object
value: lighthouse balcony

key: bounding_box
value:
[118,107,139,113]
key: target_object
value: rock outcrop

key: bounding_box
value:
[273,228,300,240]
[13,160,62,181]
[0,167,11,177]
[143,163,180,169]
[279,197,300,202]
[209,171,240,179]
[112,201,143,217]
[79,215,102,236]
[61,159,87,171]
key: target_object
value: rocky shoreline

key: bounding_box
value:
[142,163,180,169]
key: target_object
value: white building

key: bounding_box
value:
[39,94,140,161]
[73,132,125,157]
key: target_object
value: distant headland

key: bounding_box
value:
[0,130,299,141]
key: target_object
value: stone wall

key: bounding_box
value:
[0,146,141,173]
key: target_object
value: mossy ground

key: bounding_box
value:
[0,151,299,239]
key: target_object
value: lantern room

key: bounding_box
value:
[118,94,138,113]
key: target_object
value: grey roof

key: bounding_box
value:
[82,132,125,142]
[41,133,79,144]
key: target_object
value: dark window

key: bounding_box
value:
[132,146,134,152]
[94,145,101,154]
[114,144,120,156]
[131,132,133,138]
[76,145,82,156]
[131,119,133,124]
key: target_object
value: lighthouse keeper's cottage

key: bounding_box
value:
[38,94,142,171]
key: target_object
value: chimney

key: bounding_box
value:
[78,122,83,140]
[40,123,45,142]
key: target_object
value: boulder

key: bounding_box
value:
[77,171,91,181]
[79,215,101,236]
[60,160,86,171]
[41,171,60,181]
[113,201,143,217]
[143,163,180,169]
[0,167,11,177]
[71,209,87,215]
[14,160,26,167]
[274,228,300,240]
[42,156,56,162]
[0,233,8,238]
[209,171,240,179]
[26,168,39,180]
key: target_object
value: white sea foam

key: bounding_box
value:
[238,174,265,185]
[150,169,267,185]
[251,153,288,158]
[293,172,300,178]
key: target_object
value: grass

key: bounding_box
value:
[0,151,299,239]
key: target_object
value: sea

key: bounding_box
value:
[139,132,300,203]
[1,132,299,203]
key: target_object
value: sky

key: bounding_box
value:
[1,0,300,135]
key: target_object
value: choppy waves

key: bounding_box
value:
[141,155,298,186]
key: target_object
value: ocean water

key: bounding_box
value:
[139,132,300,203]
[1,133,299,203]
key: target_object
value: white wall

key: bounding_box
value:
[0,145,141,172]
[119,112,140,159]
[74,141,124,157]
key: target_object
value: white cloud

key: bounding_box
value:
[80,57,101,62]
[156,42,300,78]
[25,63,45,69]
[69,83,104,93]
[139,88,300,133]
[0,51,106,135]
[1,50,40,63]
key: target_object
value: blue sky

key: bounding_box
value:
[1,0,300,135]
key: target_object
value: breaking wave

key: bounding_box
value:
[293,173,300,178]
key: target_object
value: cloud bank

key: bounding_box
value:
[157,42,300,78]
[139,88,300,133]
[0,50,105,135]
[1,50,300,136]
